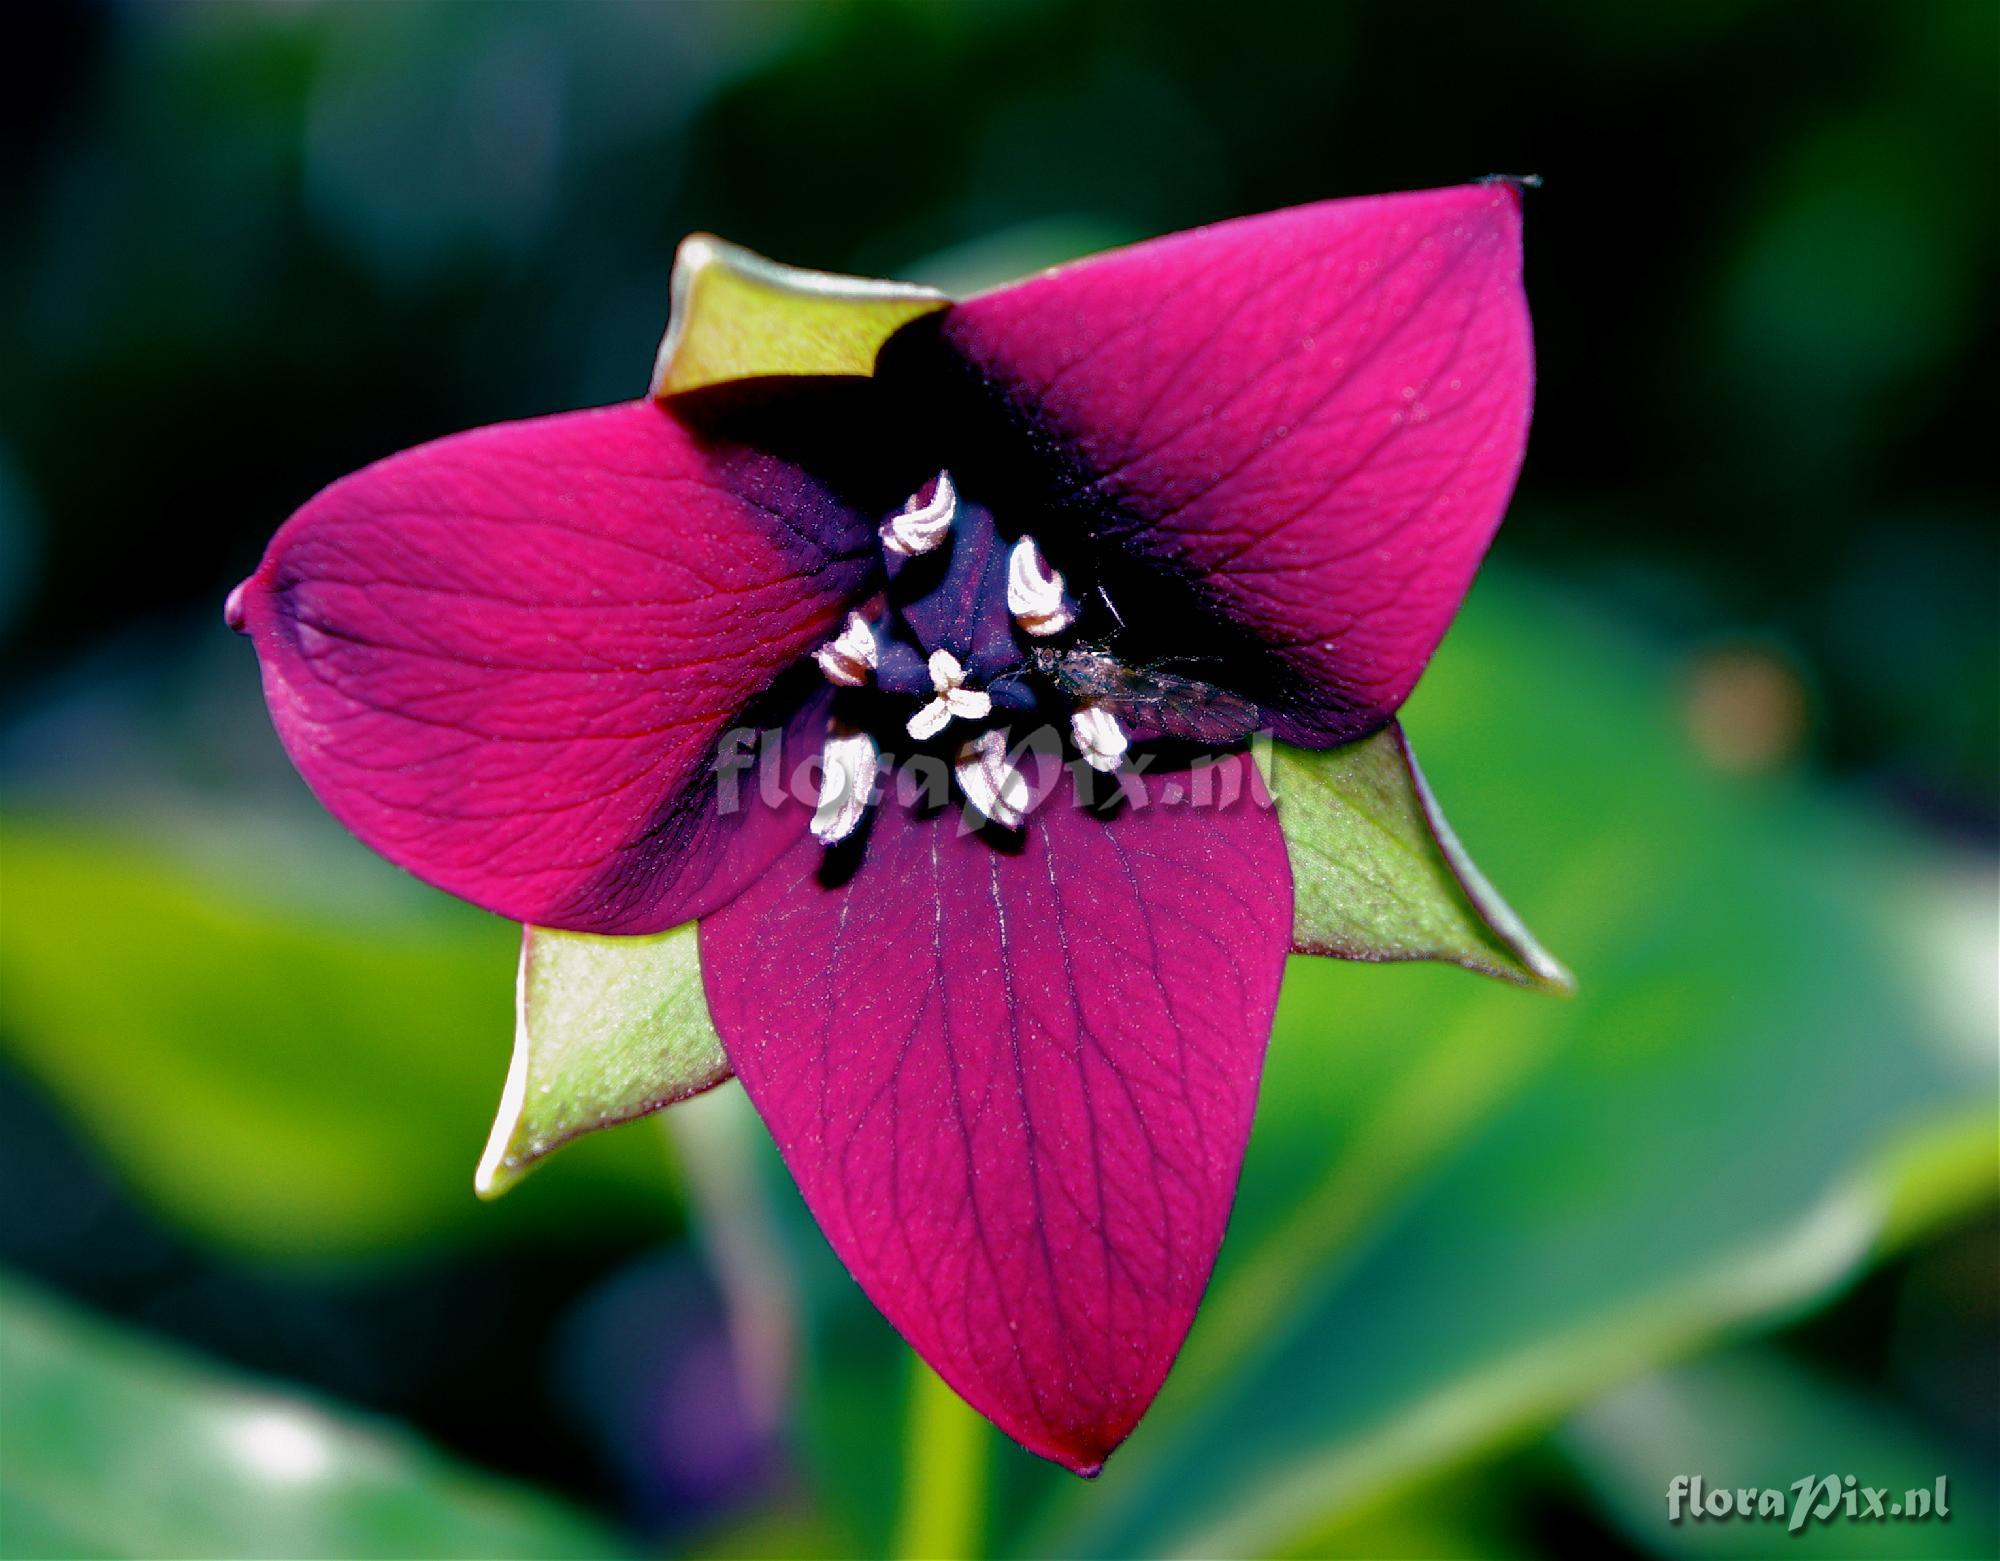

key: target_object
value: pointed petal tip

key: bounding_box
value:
[1478,171,1542,199]
[473,1114,536,1200]
[471,1156,527,1202]
[1529,949,1579,998]
[1438,942,1576,996]
[222,579,249,634]
[674,230,724,270]
[474,955,534,1202]
[1007,1414,1118,1477]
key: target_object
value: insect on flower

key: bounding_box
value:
[227,183,1570,1475]
[1018,643,1267,748]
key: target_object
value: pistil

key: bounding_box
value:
[907,649,993,740]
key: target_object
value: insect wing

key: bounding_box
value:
[1062,656,1262,744]
[1125,673,1264,743]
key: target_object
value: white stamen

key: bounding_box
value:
[810,722,879,845]
[906,648,991,740]
[1006,534,1077,636]
[906,697,954,742]
[955,728,1031,829]
[880,470,956,557]
[813,611,879,687]
[927,648,963,689]
[1070,701,1129,773]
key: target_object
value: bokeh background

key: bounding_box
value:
[2,2,1995,1557]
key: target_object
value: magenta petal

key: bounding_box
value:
[940,184,1533,745]
[699,759,1292,1472]
[233,401,873,931]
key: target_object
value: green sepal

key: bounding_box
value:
[475,923,729,1198]
[1263,722,1573,992]
[650,234,949,397]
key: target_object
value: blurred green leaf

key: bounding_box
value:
[900,217,1144,295]
[0,1274,625,1560]
[0,822,680,1260]
[1267,723,1573,990]
[1264,1466,1531,1561]
[477,923,729,1198]
[757,571,1994,1557]
[1706,111,1980,485]
[1560,1348,1999,1558]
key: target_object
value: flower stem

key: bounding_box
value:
[893,1356,988,1560]
[657,1092,796,1435]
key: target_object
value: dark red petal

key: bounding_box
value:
[699,757,1292,1472]
[233,401,872,931]
[939,184,1532,745]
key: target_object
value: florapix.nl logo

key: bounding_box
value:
[1667,1475,1953,1534]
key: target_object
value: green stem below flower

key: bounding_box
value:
[894,1356,989,1560]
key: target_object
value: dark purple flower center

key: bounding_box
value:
[805,469,1150,842]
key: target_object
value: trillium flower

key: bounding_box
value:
[228,183,1570,1475]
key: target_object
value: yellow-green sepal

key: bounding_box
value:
[475,922,729,1198]
[1262,722,1574,992]
[650,234,949,398]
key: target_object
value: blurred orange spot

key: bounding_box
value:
[1683,645,1810,772]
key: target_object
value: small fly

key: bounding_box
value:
[1024,646,1265,745]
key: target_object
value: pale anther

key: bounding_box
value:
[1070,701,1129,773]
[1006,534,1077,636]
[906,648,991,740]
[880,470,956,557]
[810,721,879,845]
[813,611,879,687]
[955,728,1031,830]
